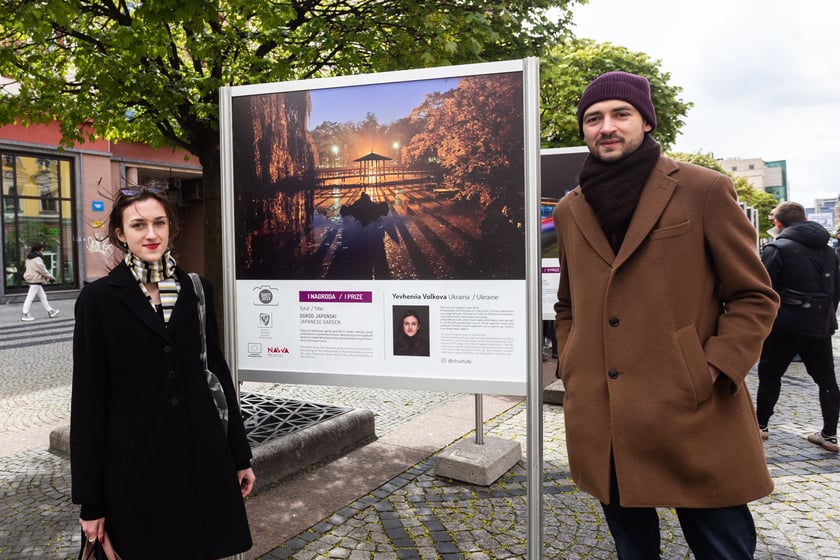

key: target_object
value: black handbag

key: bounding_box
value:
[78,530,122,560]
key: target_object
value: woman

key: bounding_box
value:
[70,186,254,558]
[20,241,59,321]
[394,309,430,356]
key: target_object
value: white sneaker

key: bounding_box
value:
[48,309,60,318]
[21,313,34,322]
[807,431,839,453]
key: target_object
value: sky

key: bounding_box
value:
[308,78,461,128]
[569,0,839,205]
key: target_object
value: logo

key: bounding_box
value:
[253,285,280,306]
[258,313,272,327]
[267,346,290,355]
[247,343,261,357]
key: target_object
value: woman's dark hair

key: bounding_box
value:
[401,310,420,325]
[107,185,181,251]
[30,241,44,253]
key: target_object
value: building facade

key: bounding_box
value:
[1,121,205,302]
[718,156,788,201]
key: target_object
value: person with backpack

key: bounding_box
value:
[756,201,840,452]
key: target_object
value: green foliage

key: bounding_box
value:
[540,38,692,151]
[733,176,780,237]
[0,0,576,156]
[0,0,577,293]
[667,151,726,174]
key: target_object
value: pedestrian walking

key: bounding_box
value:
[756,201,840,452]
[71,185,254,558]
[551,71,779,558]
[20,241,59,321]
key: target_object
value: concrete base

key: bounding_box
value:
[48,408,376,491]
[543,378,565,406]
[432,436,521,486]
[251,408,375,491]
[50,424,71,455]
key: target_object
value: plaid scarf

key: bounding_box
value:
[125,250,180,324]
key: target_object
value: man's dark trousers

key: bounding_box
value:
[756,329,840,436]
[601,460,757,559]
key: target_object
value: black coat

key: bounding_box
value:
[70,262,252,559]
[762,221,840,337]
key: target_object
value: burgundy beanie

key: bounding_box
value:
[576,71,657,135]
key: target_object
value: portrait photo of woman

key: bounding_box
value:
[393,306,430,357]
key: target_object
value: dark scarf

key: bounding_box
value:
[579,134,661,252]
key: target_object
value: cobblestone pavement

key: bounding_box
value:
[258,368,840,560]
[1,297,839,559]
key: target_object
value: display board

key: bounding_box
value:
[219,59,541,395]
[539,147,588,320]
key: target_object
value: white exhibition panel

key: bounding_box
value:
[236,279,526,395]
[220,58,540,397]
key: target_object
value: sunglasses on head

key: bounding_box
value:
[119,186,165,197]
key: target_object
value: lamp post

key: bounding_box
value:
[331,145,339,169]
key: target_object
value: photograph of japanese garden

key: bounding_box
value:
[231,70,526,281]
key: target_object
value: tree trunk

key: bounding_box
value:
[196,150,227,348]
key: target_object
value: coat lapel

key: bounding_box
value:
[614,158,678,269]
[109,262,171,341]
[165,269,199,336]
[567,189,616,265]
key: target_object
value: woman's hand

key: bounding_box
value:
[238,467,256,498]
[80,517,105,543]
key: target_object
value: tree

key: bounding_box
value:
[669,151,780,238]
[404,74,523,213]
[540,38,692,151]
[0,0,577,298]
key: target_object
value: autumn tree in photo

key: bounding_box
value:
[405,74,523,213]
[403,73,526,277]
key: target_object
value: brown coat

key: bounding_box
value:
[552,156,779,508]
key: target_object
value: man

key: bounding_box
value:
[756,201,840,452]
[552,71,780,558]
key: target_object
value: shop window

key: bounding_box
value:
[1,151,76,291]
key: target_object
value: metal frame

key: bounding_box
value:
[522,56,543,559]
[219,57,544,556]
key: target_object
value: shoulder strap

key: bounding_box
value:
[187,273,229,434]
[187,273,208,370]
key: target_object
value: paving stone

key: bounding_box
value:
[2,299,840,558]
